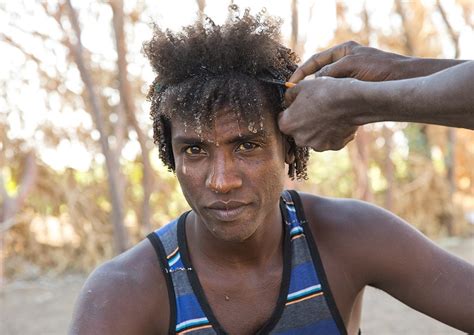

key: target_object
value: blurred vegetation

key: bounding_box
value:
[0,0,473,280]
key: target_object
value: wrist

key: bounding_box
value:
[399,57,466,79]
[351,80,389,125]
[357,77,426,125]
[398,56,425,79]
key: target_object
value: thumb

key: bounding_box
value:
[278,109,292,135]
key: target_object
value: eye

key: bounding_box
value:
[236,142,258,152]
[184,145,204,155]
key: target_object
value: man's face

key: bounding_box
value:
[171,108,288,242]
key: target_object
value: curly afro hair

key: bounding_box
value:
[143,7,309,180]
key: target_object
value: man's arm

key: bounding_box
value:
[360,61,474,128]
[356,202,474,332]
[69,240,169,335]
[304,194,474,331]
[279,61,474,151]
[289,41,466,83]
[280,41,472,152]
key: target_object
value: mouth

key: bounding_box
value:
[206,201,250,222]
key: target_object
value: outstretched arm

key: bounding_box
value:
[289,41,466,83]
[280,60,474,151]
[358,60,474,128]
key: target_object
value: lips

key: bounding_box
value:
[206,200,249,222]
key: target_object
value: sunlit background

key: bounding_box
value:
[1,0,473,334]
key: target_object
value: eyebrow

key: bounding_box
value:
[173,132,268,145]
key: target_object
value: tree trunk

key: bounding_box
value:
[65,0,128,253]
[196,0,206,22]
[109,0,153,234]
[436,0,459,198]
[349,129,373,202]
[383,126,394,210]
[362,3,394,209]
[394,0,415,55]
[290,0,299,53]
[0,151,37,287]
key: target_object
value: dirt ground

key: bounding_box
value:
[1,237,473,335]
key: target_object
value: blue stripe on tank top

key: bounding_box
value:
[274,319,341,335]
[287,284,322,301]
[175,293,209,325]
[155,219,177,236]
[176,317,210,332]
[289,226,304,236]
[285,207,299,227]
[168,253,185,270]
[168,252,181,267]
[288,261,321,294]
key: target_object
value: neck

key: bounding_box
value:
[186,204,284,270]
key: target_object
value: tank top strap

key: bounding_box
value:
[270,190,348,335]
[147,212,216,335]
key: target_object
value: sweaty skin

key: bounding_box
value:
[279,41,474,152]
[69,107,474,335]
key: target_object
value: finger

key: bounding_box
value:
[314,57,352,78]
[343,132,357,146]
[284,84,302,106]
[328,126,358,150]
[311,141,331,152]
[289,41,359,82]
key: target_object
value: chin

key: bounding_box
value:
[206,221,258,243]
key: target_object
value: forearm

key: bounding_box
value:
[357,61,474,129]
[398,57,467,79]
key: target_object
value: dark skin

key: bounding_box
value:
[69,106,474,334]
[279,41,474,152]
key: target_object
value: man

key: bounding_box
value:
[279,41,474,151]
[69,11,474,335]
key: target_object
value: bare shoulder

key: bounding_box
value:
[297,192,409,284]
[298,192,474,331]
[298,191,407,244]
[298,191,468,288]
[69,239,170,335]
[298,191,449,276]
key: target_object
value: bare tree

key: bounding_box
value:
[290,0,299,52]
[394,0,415,55]
[330,3,374,201]
[382,126,395,210]
[197,0,206,22]
[362,2,393,207]
[64,0,129,252]
[349,130,374,202]
[109,0,153,233]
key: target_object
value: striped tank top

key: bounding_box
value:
[147,190,348,334]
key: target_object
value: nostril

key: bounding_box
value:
[206,172,242,194]
[205,156,243,193]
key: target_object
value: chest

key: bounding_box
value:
[198,268,283,335]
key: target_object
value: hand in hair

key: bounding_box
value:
[279,41,472,152]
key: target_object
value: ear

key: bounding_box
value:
[284,136,295,165]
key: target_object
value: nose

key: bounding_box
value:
[206,153,242,193]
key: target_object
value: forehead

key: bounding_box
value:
[171,107,280,142]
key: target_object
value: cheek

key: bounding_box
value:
[175,160,204,197]
[247,154,286,190]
